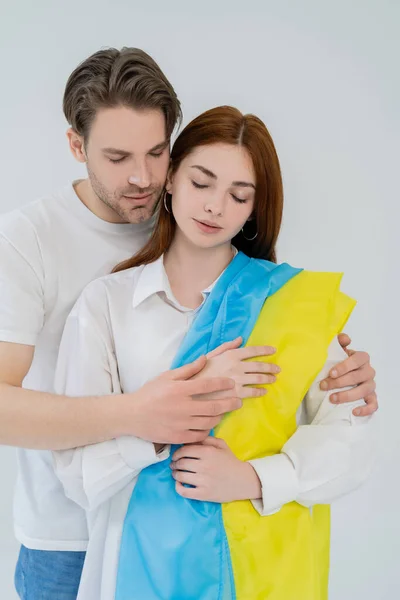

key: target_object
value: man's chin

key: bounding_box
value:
[124,206,154,224]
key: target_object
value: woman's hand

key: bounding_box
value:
[171,436,261,503]
[193,337,280,399]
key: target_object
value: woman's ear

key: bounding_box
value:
[165,166,174,194]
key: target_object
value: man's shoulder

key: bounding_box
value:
[0,188,69,246]
[82,266,144,302]
[70,267,143,329]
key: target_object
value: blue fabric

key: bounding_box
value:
[115,252,302,600]
[14,545,86,600]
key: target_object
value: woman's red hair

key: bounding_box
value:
[114,106,283,272]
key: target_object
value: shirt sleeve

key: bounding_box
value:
[53,281,169,512]
[249,337,376,516]
[0,223,45,346]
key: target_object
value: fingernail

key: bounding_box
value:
[354,409,361,416]
[330,394,338,403]
[320,380,328,390]
[331,369,338,378]
[275,366,281,373]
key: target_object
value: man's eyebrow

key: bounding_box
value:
[102,140,169,156]
[102,147,131,156]
[190,165,217,179]
[148,140,169,153]
[191,165,256,189]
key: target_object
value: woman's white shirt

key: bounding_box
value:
[53,256,375,599]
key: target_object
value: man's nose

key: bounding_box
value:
[128,161,151,189]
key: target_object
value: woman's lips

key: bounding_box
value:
[193,219,223,234]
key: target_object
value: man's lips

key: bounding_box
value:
[123,192,153,200]
[122,192,154,203]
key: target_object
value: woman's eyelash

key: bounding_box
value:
[108,157,126,164]
[231,194,247,204]
[191,180,247,203]
[191,180,208,189]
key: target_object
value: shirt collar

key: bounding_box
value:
[132,256,167,309]
[132,248,238,310]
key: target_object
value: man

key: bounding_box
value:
[0,47,377,599]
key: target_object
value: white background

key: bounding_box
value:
[0,0,398,598]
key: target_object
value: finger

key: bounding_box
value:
[337,332,352,350]
[239,373,277,386]
[187,377,235,397]
[243,361,281,375]
[186,415,223,431]
[352,392,378,416]
[172,470,199,486]
[320,364,375,391]
[207,337,242,358]
[329,381,376,405]
[175,481,202,500]
[170,355,207,381]
[191,396,242,417]
[171,457,200,472]
[240,387,267,399]
[237,345,277,361]
[326,351,370,380]
[172,445,203,462]
[175,430,209,444]
[200,436,227,449]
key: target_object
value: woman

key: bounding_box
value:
[54,106,374,600]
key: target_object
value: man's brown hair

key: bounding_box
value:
[63,47,182,140]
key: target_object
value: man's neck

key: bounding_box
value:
[74,179,126,224]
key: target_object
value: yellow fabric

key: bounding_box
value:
[215,271,356,600]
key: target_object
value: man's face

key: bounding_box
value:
[84,106,170,223]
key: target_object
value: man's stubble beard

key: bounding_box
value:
[87,164,162,224]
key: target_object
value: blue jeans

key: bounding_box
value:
[14,545,86,600]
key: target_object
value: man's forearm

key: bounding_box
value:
[0,383,118,450]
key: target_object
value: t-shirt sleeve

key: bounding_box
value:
[0,224,45,346]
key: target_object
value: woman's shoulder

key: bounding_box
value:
[71,265,146,319]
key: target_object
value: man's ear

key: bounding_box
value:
[66,128,87,163]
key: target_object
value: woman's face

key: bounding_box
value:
[167,143,256,250]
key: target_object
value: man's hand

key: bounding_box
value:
[320,333,378,417]
[116,356,241,445]
[171,436,261,503]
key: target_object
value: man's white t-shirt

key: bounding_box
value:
[0,181,154,550]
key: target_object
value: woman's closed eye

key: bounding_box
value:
[191,180,209,190]
[231,194,248,204]
[191,180,249,204]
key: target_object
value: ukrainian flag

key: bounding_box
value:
[115,251,355,600]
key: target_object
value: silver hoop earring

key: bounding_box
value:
[163,193,171,214]
[241,227,258,241]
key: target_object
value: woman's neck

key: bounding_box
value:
[164,234,235,309]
